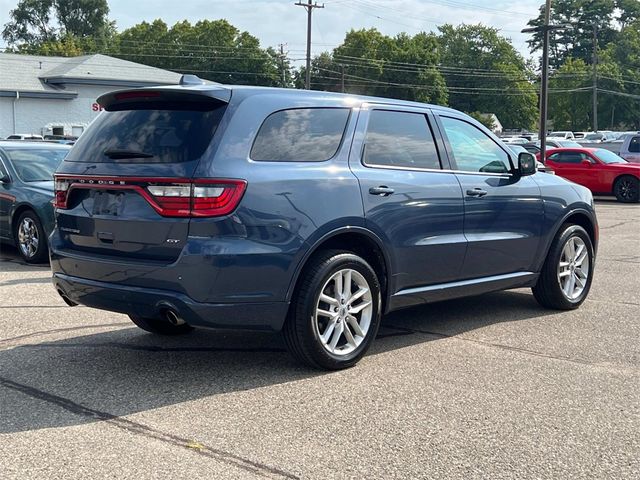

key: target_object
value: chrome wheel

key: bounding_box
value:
[18,217,39,259]
[557,236,590,301]
[314,268,373,356]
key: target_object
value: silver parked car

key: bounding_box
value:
[619,133,640,163]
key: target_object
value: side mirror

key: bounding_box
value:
[517,152,536,176]
[0,174,10,184]
[581,159,592,166]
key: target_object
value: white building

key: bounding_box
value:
[0,53,182,139]
[480,113,503,134]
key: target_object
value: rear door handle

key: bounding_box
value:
[466,188,488,197]
[369,186,395,196]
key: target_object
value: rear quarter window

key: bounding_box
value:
[250,108,350,162]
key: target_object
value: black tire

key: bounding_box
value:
[532,224,594,310]
[128,315,194,335]
[283,250,382,370]
[613,176,639,203]
[14,210,48,264]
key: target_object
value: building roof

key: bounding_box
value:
[0,53,182,99]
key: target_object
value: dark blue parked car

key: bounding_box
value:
[0,141,71,262]
[51,77,598,369]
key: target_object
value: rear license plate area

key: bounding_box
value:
[91,191,125,216]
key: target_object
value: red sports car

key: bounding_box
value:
[544,148,640,203]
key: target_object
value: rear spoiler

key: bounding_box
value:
[97,86,231,111]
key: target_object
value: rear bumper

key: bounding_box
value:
[53,273,289,331]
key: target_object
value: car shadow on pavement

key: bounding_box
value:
[0,289,555,434]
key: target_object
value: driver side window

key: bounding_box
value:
[440,116,511,174]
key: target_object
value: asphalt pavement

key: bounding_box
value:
[1,199,638,479]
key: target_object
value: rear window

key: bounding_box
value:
[251,108,350,162]
[3,147,69,182]
[65,106,225,163]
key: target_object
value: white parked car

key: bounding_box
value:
[548,131,575,140]
[6,134,44,140]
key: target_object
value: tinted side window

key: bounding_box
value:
[630,136,640,153]
[251,108,350,162]
[363,110,441,170]
[440,116,511,174]
[549,152,585,164]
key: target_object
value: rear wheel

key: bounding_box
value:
[613,176,639,203]
[284,250,382,370]
[14,211,48,264]
[128,315,194,335]
[532,224,594,310]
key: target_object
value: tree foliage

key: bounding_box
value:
[2,0,114,54]
[437,24,538,129]
[296,29,448,105]
[526,0,640,129]
[115,19,285,86]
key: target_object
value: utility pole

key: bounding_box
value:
[279,43,287,88]
[295,0,324,90]
[522,0,567,162]
[592,24,598,132]
[340,64,345,93]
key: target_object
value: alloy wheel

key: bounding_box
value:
[18,217,39,259]
[314,268,373,356]
[557,236,590,301]
[617,178,638,201]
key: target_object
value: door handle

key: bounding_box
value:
[466,188,488,197]
[369,186,395,196]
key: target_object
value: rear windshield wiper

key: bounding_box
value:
[103,149,154,159]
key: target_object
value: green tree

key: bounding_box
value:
[437,24,538,129]
[114,19,283,86]
[467,112,496,130]
[548,58,592,130]
[600,19,640,128]
[2,0,114,52]
[525,0,639,69]
[298,28,448,105]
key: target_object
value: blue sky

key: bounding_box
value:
[0,0,543,61]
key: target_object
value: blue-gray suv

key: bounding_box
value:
[51,76,598,369]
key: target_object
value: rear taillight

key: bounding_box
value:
[53,176,246,218]
[54,178,71,208]
[190,180,246,217]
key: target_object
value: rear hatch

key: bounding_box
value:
[54,88,231,262]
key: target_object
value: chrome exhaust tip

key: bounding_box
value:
[57,289,78,307]
[164,309,186,326]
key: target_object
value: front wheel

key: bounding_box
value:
[533,224,594,310]
[284,250,382,370]
[613,176,639,203]
[14,211,48,263]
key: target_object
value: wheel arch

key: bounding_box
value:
[285,227,394,312]
[552,208,598,258]
[10,203,38,238]
[612,173,639,192]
